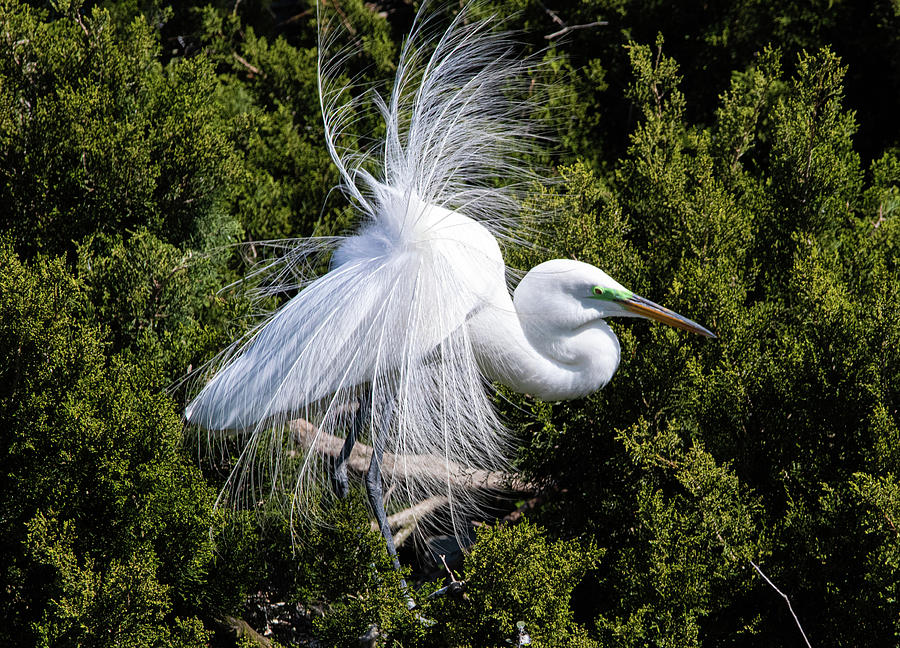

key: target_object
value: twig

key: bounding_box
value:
[73,10,90,38]
[747,559,813,648]
[501,495,543,524]
[873,202,885,229]
[280,8,314,26]
[545,21,607,40]
[715,532,813,648]
[327,0,357,35]
[440,554,460,582]
[539,2,566,27]
[233,52,263,76]
[426,554,467,600]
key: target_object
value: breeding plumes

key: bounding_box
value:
[185,1,713,566]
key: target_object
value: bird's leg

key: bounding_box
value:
[366,400,416,608]
[366,418,401,571]
[331,397,367,498]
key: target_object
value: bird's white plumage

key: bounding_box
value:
[186,2,712,542]
[186,190,504,430]
[187,3,548,538]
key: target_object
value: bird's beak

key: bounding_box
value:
[619,294,716,338]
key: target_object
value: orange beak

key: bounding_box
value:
[620,294,716,338]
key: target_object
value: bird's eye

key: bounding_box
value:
[592,286,604,296]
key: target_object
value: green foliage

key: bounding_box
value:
[312,518,598,647]
[189,6,338,241]
[429,520,599,648]
[599,424,764,647]
[0,1,241,257]
[75,229,249,387]
[304,497,429,647]
[2,0,899,646]
[163,0,395,242]
[0,244,220,646]
[506,37,900,647]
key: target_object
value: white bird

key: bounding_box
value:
[186,1,713,573]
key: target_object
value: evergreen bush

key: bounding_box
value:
[1,0,898,645]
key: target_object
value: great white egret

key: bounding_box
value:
[185,1,713,575]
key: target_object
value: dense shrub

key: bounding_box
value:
[505,38,900,646]
[1,0,898,646]
[0,243,216,646]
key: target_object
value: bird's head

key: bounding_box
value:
[515,259,715,339]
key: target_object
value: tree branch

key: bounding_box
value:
[714,531,813,648]
[290,419,533,492]
[385,495,449,529]
[220,616,271,648]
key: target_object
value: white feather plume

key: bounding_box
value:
[186,1,550,541]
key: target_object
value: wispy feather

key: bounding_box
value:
[186,1,551,543]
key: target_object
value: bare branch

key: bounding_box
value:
[440,554,461,583]
[220,616,271,648]
[501,495,543,524]
[715,531,813,648]
[393,520,418,548]
[290,419,533,492]
[368,495,449,543]
[73,10,90,38]
[233,52,263,77]
[426,557,467,601]
[386,495,449,529]
[539,2,566,28]
[747,559,814,648]
[327,0,357,36]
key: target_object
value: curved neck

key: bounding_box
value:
[469,290,621,401]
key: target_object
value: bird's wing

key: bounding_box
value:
[186,221,511,536]
[185,251,462,431]
[185,205,503,430]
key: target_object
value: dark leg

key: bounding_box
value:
[366,400,415,608]
[366,424,401,571]
[331,398,367,498]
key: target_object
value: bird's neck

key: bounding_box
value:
[469,288,621,401]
